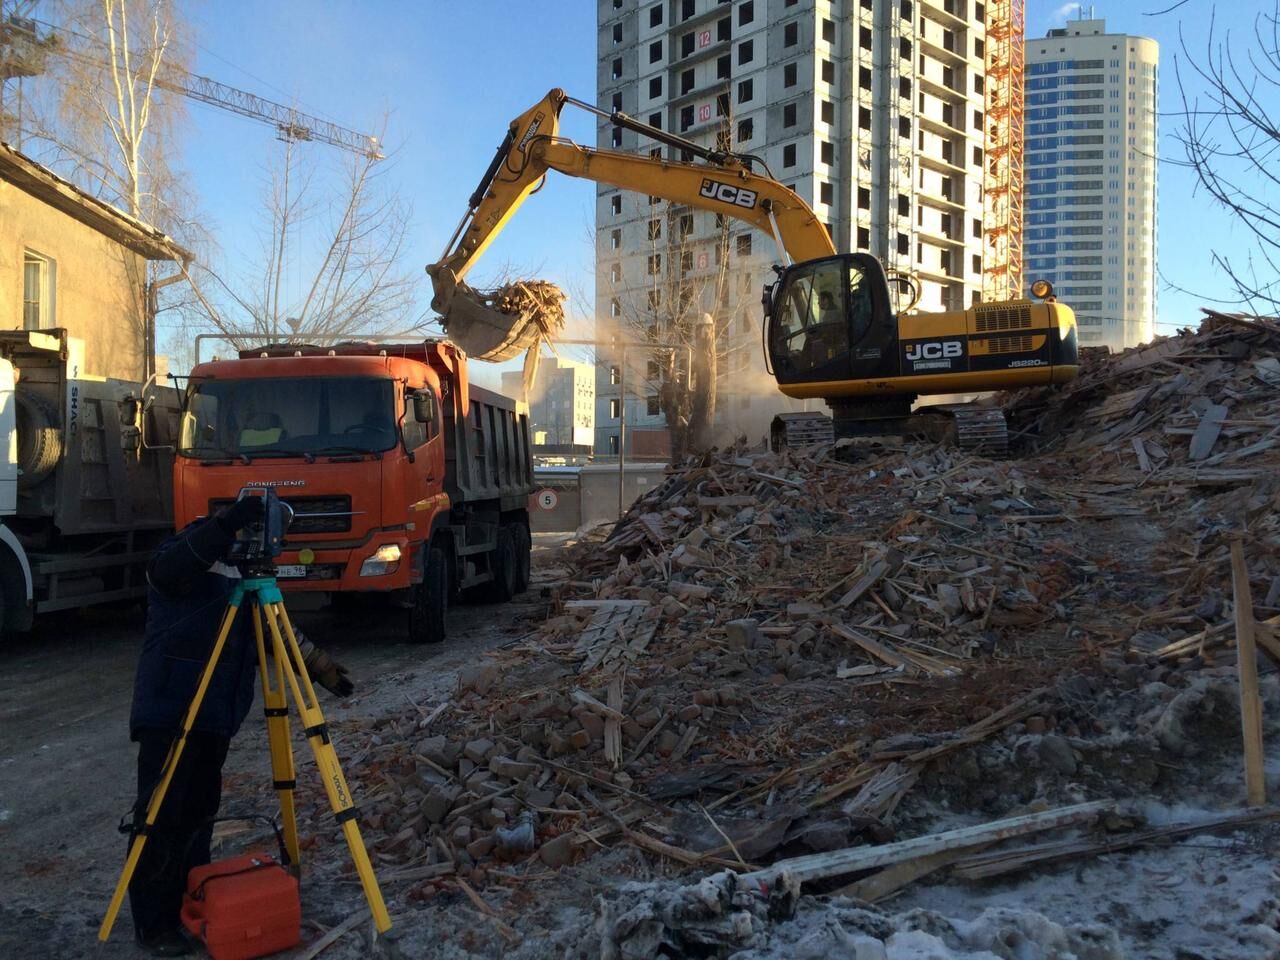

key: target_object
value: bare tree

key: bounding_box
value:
[1,1,206,378]
[1174,4,1280,312]
[598,124,760,460]
[193,135,418,346]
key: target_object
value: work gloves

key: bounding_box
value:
[215,495,266,534]
[296,631,355,698]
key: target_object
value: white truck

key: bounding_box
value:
[0,328,180,634]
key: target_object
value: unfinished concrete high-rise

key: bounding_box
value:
[595,0,990,456]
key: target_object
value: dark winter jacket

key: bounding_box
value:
[129,519,257,740]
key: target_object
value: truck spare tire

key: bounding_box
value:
[15,392,61,488]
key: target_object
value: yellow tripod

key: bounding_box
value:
[99,575,391,941]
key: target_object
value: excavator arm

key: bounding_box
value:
[427,88,836,320]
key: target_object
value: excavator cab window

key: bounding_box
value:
[766,254,897,384]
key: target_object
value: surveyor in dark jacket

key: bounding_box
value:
[127,498,353,956]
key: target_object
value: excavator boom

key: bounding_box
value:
[427,88,834,360]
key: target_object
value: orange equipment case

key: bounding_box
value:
[181,851,300,960]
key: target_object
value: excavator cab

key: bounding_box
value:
[764,253,898,387]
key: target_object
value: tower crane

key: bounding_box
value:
[0,14,382,159]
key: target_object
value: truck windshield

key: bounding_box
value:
[180,376,397,459]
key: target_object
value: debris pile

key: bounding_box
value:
[302,314,1280,925]
[563,868,1124,960]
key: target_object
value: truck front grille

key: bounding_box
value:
[209,495,354,534]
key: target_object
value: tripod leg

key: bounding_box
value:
[253,601,301,867]
[262,600,392,933]
[99,591,245,942]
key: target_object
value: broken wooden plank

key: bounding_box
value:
[838,842,995,903]
[604,676,624,768]
[831,623,911,671]
[834,550,905,609]
[1132,437,1152,473]
[296,912,368,960]
[951,806,1280,880]
[571,688,628,723]
[738,800,1116,886]
[1189,403,1228,461]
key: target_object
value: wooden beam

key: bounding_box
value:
[1231,539,1266,806]
[738,800,1115,886]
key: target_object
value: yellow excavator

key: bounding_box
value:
[428,89,1078,453]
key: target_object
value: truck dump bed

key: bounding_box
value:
[443,382,534,510]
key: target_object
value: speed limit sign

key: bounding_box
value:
[536,489,559,511]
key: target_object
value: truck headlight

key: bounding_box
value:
[360,543,402,577]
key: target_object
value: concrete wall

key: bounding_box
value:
[0,182,147,381]
[580,462,668,526]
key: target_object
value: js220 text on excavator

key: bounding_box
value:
[428,89,1079,455]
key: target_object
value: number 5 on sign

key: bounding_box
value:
[536,489,558,511]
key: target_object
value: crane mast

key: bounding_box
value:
[982,0,1025,302]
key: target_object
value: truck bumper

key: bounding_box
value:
[273,533,414,593]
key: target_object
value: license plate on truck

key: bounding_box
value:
[275,565,307,579]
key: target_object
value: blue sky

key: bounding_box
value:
[177,0,1261,383]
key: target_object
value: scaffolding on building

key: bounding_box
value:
[982,0,1024,302]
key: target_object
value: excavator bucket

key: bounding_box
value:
[437,281,566,364]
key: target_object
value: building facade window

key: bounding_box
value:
[23,250,54,330]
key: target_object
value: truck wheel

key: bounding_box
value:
[513,524,531,594]
[485,528,517,603]
[0,550,31,634]
[409,546,448,645]
[15,392,61,489]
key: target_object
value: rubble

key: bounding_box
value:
[289,314,1280,937]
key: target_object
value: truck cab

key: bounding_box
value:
[174,340,534,643]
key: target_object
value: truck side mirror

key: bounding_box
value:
[119,395,142,452]
[138,376,177,453]
[413,390,437,425]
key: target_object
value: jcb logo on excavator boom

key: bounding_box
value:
[699,178,758,209]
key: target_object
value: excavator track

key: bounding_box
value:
[936,404,1010,457]
[771,404,1009,457]
[771,413,835,451]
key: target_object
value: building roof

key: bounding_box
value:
[0,142,192,261]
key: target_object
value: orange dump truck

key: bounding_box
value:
[173,340,534,643]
